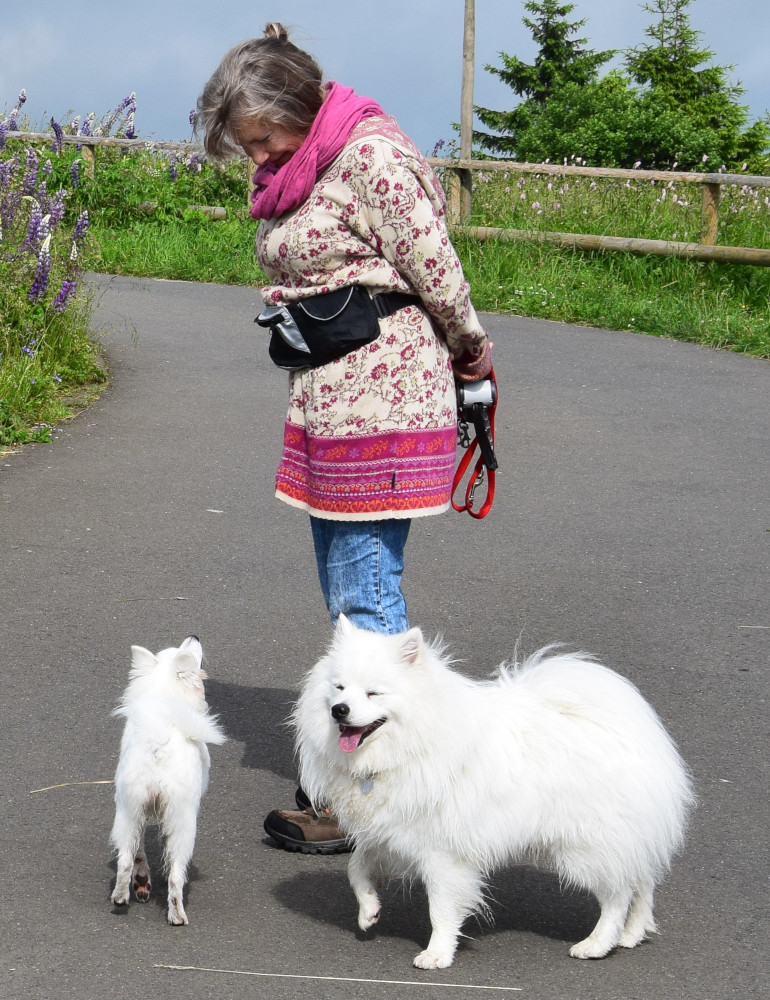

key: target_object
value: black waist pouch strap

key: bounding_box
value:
[256,286,418,371]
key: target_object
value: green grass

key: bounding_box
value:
[85,213,263,285]
[81,160,770,358]
[0,288,107,446]
[453,233,769,355]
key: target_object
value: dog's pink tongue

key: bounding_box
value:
[339,727,363,753]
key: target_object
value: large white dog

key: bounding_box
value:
[294,616,694,969]
[110,636,225,925]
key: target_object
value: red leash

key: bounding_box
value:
[451,367,498,519]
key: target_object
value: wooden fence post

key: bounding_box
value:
[449,0,475,225]
[446,168,473,227]
[701,182,721,245]
[81,144,95,179]
[247,161,255,208]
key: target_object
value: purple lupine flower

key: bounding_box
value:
[21,147,39,195]
[75,112,95,151]
[168,154,179,181]
[72,210,89,244]
[53,279,78,313]
[8,89,26,130]
[47,190,67,228]
[70,159,81,187]
[186,152,204,173]
[50,117,65,154]
[104,93,135,134]
[122,111,136,139]
[189,108,198,128]
[70,210,89,260]
[1,190,21,233]
[21,202,44,252]
[0,121,7,150]
[0,158,13,190]
[28,239,52,302]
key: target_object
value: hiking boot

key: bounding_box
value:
[263,806,352,855]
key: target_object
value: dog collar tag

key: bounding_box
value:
[359,775,374,795]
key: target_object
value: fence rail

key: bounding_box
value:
[7,131,770,266]
[6,131,196,153]
[430,158,770,267]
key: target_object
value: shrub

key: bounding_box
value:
[0,93,106,444]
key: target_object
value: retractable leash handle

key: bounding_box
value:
[451,367,498,519]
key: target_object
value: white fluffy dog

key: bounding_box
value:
[294,616,694,969]
[110,636,225,925]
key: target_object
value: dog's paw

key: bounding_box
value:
[413,949,454,970]
[133,873,151,903]
[358,908,380,932]
[110,888,129,908]
[569,937,613,960]
[617,927,649,949]
[167,904,189,926]
[357,897,381,932]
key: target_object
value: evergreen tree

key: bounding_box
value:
[623,0,768,168]
[475,0,768,170]
[474,1,614,156]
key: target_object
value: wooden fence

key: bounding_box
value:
[8,130,770,267]
[432,158,770,267]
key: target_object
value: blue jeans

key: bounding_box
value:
[309,516,411,634]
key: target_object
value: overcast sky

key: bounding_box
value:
[2,0,768,153]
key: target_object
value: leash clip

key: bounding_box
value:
[467,468,485,507]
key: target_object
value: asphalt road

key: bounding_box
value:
[1,273,767,999]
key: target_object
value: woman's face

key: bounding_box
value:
[236,120,305,168]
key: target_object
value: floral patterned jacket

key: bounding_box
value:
[256,116,490,520]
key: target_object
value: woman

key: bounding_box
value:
[196,23,491,852]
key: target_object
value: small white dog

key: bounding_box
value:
[294,616,694,969]
[110,636,225,925]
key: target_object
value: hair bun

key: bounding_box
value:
[263,22,289,42]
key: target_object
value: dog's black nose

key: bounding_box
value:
[331,702,350,722]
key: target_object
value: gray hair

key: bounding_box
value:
[195,23,325,158]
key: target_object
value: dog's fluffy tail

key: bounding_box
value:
[113,698,226,746]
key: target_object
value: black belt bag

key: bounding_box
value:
[255,285,418,371]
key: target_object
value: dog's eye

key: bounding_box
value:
[334,683,344,691]
[366,691,382,698]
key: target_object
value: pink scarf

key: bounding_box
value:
[249,82,385,220]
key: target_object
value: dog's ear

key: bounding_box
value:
[174,651,205,696]
[398,627,424,667]
[130,645,157,674]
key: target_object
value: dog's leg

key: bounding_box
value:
[111,805,143,908]
[618,881,657,949]
[348,847,382,931]
[112,848,135,908]
[413,857,483,970]
[569,886,633,959]
[132,831,152,902]
[163,807,198,926]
